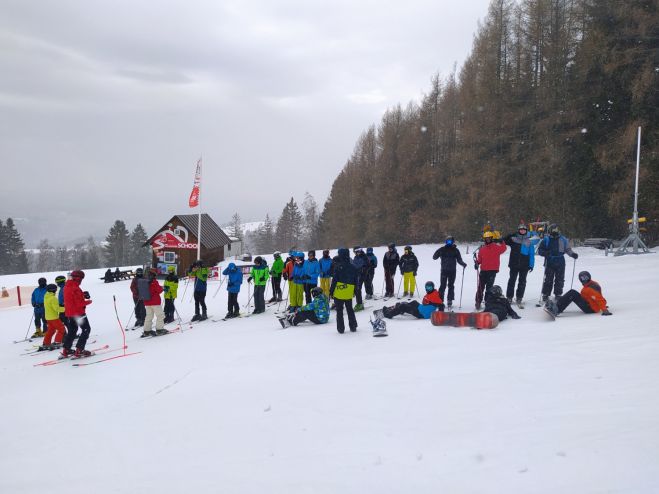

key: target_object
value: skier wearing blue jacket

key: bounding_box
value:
[303,250,321,304]
[319,249,333,297]
[31,277,48,337]
[290,252,306,309]
[222,262,243,318]
[504,224,541,307]
[279,287,330,328]
[537,224,578,302]
[365,247,377,299]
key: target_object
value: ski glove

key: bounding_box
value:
[511,313,521,320]
[601,309,612,316]
[571,253,579,259]
[529,267,533,272]
[474,262,479,270]
[282,273,289,281]
[83,291,90,299]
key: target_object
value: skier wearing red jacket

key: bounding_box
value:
[140,268,168,337]
[474,231,507,310]
[61,270,93,358]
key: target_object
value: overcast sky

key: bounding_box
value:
[0,0,490,246]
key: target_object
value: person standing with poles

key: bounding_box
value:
[248,256,270,314]
[289,252,306,312]
[130,268,147,328]
[352,247,369,311]
[31,277,48,338]
[222,262,243,318]
[432,236,467,311]
[537,224,578,303]
[474,231,507,310]
[382,243,399,298]
[504,224,540,309]
[60,270,93,358]
[188,260,209,321]
[399,245,419,298]
[140,268,168,337]
[163,266,179,324]
[303,250,320,304]
[269,251,284,302]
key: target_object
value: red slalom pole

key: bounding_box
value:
[113,295,127,356]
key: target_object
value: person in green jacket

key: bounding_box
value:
[248,256,270,314]
[189,260,209,321]
[269,251,285,302]
[163,265,179,323]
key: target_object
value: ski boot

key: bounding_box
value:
[268,297,276,303]
[475,303,481,311]
[190,314,201,322]
[59,347,74,359]
[403,291,408,298]
[354,304,364,312]
[74,348,92,358]
[199,313,208,321]
[140,330,157,338]
[447,303,453,311]
[516,298,524,309]
[155,329,169,336]
[31,329,44,338]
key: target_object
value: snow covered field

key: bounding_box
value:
[1,244,658,494]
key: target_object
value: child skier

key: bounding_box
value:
[319,249,333,297]
[374,281,444,320]
[163,266,179,323]
[222,262,243,318]
[39,284,66,350]
[248,256,270,314]
[269,251,284,302]
[290,252,306,311]
[504,224,540,307]
[189,260,209,321]
[432,236,467,310]
[382,243,400,298]
[31,277,48,338]
[279,287,330,328]
[303,250,320,304]
[61,270,93,358]
[141,268,167,337]
[474,231,507,310]
[54,275,67,325]
[329,248,358,333]
[544,271,612,317]
[130,267,146,328]
[399,245,419,297]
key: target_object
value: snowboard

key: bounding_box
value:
[431,311,499,329]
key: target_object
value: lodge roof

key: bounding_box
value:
[146,213,232,249]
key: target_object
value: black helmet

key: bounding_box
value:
[388,243,395,249]
[38,277,47,287]
[578,271,591,284]
[254,256,263,265]
[322,249,330,256]
[308,250,316,257]
[46,284,57,293]
[195,259,204,267]
[311,287,323,298]
[490,285,503,298]
[135,267,144,276]
[424,281,435,293]
[548,224,560,237]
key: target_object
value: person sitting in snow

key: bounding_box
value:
[373,281,444,320]
[279,287,329,328]
[482,285,521,322]
[544,271,612,317]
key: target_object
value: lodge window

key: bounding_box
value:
[164,251,175,263]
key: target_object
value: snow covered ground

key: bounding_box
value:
[1,244,658,493]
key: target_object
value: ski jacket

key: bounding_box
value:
[399,252,419,274]
[292,260,306,285]
[484,295,519,321]
[330,249,357,300]
[319,256,333,278]
[44,291,64,321]
[189,267,209,292]
[476,242,507,272]
[130,276,142,300]
[383,249,399,275]
[301,294,330,323]
[223,263,243,293]
[283,258,294,281]
[143,279,164,306]
[581,280,608,312]
[63,279,91,317]
[250,264,270,286]
[417,290,444,319]
[352,252,370,277]
[31,286,47,308]
[505,232,540,270]
[366,252,378,270]
[303,258,321,284]
[270,257,285,277]
[57,284,65,308]
[538,236,575,267]
[432,245,467,272]
[164,274,179,300]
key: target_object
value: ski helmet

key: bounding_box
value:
[445,236,455,246]
[273,251,281,257]
[518,224,528,232]
[135,267,144,276]
[308,250,316,257]
[548,224,560,237]
[578,271,591,284]
[167,265,176,273]
[388,243,395,249]
[254,256,263,265]
[424,281,435,293]
[55,275,66,285]
[38,277,47,287]
[71,270,85,280]
[46,283,57,293]
[311,286,323,298]
[404,245,412,252]
[366,247,373,254]
[322,249,330,256]
[490,285,503,297]
[195,259,204,267]
[483,231,495,242]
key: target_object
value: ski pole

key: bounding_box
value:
[181,275,191,301]
[124,303,136,330]
[380,277,385,298]
[414,279,420,298]
[243,283,253,310]
[277,281,290,312]
[22,313,35,342]
[570,257,577,290]
[212,275,226,298]
[174,308,184,332]
[396,276,402,298]
[458,266,465,309]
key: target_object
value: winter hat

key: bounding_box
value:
[337,247,349,259]
[38,277,47,287]
[366,247,373,254]
[46,284,57,293]
[71,270,85,280]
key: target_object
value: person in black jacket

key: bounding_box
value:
[483,286,521,322]
[330,248,358,333]
[432,236,467,310]
[399,245,419,297]
[504,224,540,306]
[382,243,399,298]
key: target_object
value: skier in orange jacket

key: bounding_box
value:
[544,271,612,317]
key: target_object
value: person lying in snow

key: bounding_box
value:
[372,281,444,320]
[544,271,612,317]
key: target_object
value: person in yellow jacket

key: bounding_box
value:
[163,266,178,324]
[39,284,66,350]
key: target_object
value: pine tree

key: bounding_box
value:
[36,239,56,273]
[226,213,244,241]
[55,247,72,271]
[275,198,303,250]
[86,236,101,269]
[129,224,150,265]
[104,220,130,266]
[0,219,8,274]
[255,214,275,254]
[5,218,28,274]
[302,192,319,249]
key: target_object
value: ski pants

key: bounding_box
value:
[304,283,317,305]
[144,305,165,332]
[271,275,282,299]
[133,298,146,324]
[227,292,240,315]
[194,290,207,315]
[384,270,395,297]
[403,272,416,295]
[556,289,595,314]
[290,282,304,308]
[542,262,566,297]
[354,278,363,305]
[364,271,374,297]
[439,269,457,304]
[63,315,91,351]
[254,285,266,312]
[292,310,323,326]
[43,318,65,346]
[334,298,357,333]
[383,301,423,319]
[33,307,47,331]
[506,267,530,300]
[476,270,498,307]
[320,277,331,298]
[164,298,175,321]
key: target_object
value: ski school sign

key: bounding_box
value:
[151,230,198,251]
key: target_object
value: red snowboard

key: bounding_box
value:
[431,311,499,330]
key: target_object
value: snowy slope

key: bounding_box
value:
[1,245,658,494]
